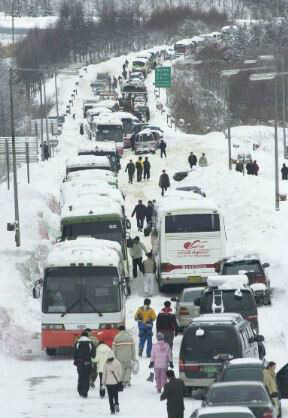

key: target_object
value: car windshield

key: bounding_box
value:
[222,260,262,275]
[207,385,268,404]
[181,328,240,361]
[165,214,220,233]
[183,290,202,302]
[43,266,121,314]
[97,125,123,142]
[62,220,123,244]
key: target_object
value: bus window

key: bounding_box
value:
[165,214,220,233]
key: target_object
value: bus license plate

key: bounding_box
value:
[188,276,201,283]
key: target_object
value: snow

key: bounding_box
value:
[1,46,288,417]
[207,275,249,288]
[229,358,263,366]
[196,406,255,415]
[0,12,58,29]
[46,238,122,268]
[155,195,218,214]
[66,155,111,170]
[192,313,243,324]
[61,198,123,219]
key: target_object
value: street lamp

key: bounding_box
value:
[249,72,280,211]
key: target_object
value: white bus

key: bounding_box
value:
[91,115,124,157]
[151,195,226,291]
[32,238,127,355]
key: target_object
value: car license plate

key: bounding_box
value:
[188,276,201,283]
[203,366,218,374]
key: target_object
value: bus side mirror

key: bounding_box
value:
[194,298,201,307]
[33,287,40,299]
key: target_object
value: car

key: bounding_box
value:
[216,255,271,305]
[171,287,202,330]
[173,170,190,182]
[191,406,256,418]
[175,186,206,197]
[202,381,276,418]
[179,314,261,390]
[217,358,264,383]
[147,125,164,138]
[194,275,260,333]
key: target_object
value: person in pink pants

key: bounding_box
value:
[149,332,173,393]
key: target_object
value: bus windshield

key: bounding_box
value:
[165,214,220,233]
[96,125,123,142]
[43,266,121,314]
[62,220,123,244]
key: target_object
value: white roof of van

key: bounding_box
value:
[155,195,218,215]
[133,58,148,64]
[197,406,254,416]
[191,313,244,324]
[94,114,123,126]
[61,197,123,220]
[66,155,111,170]
[207,275,248,289]
[66,170,116,183]
[46,238,122,268]
[78,142,117,155]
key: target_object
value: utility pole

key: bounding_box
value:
[12,0,15,45]
[274,78,280,211]
[43,75,50,149]
[39,77,44,161]
[9,68,20,247]
[54,71,59,121]
[225,79,232,170]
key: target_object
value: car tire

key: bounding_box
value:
[46,348,56,356]
[184,386,192,397]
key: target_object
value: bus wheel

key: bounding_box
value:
[46,348,56,356]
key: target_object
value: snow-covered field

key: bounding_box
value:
[1,50,288,417]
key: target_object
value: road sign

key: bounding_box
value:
[155,66,172,88]
[48,139,59,148]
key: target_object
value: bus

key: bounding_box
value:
[150,194,226,291]
[78,142,121,173]
[113,111,139,148]
[132,58,149,76]
[64,169,118,188]
[32,238,127,355]
[92,115,124,157]
[134,128,159,154]
[65,155,112,176]
[174,39,196,55]
[60,197,131,282]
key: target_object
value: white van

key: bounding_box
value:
[151,196,226,290]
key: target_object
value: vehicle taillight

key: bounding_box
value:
[247,315,258,321]
[253,276,266,284]
[179,307,189,316]
[179,358,185,372]
[263,410,273,418]
[186,365,201,372]
[161,263,175,272]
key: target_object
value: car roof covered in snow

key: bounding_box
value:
[62,184,124,207]
[86,107,112,116]
[46,237,122,268]
[155,195,218,215]
[175,38,193,45]
[133,58,148,64]
[229,358,263,366]
[191,36,205,43]
[210,381,266,389]
[94,114,123,126]
[66,155,111,169]
[65,170,116,183]
[191,313,244,325]
[95,99,118,108]
[196,406,255,416]
[78,141,117,155]
[113,111,139,120]
[207,275,249,289]
[165,189,204,201]
[223,254,261,263]
[61,197,123,220]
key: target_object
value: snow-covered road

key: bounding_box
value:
[1,51,288,417]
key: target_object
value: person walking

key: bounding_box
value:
[159,139,167,158]
[102,355,122,415]
[143,252,156,297]
[252,160,259,176]
[159,170,170,197]
[198,152,208,167]
[108,75,112,92]
[131,200,146,232]
[134,298,156,357]
[143,156,151,180]
[149,332,173,393]
[160,370,185,418]
[80,123,84,135]
[235,160,244,173]
[125,160,135,184]
[73,330,96,398]
[145,200,153,228]
[118,75,123,86]
[113,76,118,90]
[156,301,178,350]
[188,152,197,169]
[246,160,254,175]
[43,142,49,160]
[129,236,147,278]
[94,341,113,398]
[83,328,99,388]
[135,157,144,182]
[112,325,136,387]
[281,163,288,180]
[263,361,280,416]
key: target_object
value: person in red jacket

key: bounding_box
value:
[156,301,178,350]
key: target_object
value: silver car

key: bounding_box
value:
[171,287,202,329]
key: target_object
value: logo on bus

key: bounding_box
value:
[184,240,202,249]
[178,240,209,257]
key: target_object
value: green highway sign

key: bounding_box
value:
[155,66,172,88]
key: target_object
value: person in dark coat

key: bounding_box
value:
[43,141,49,160]
[252,160,259,176]
[281,163,288,180]
[145,201,153,227]
[156,301,178,350]
[135,157,144,182]
[160,370,185,418]
[159,140,167,158]
[246,161,254,175]
[113,76,118,90]
[74,331,96,398]
[131,200,146,231]
[188,152,197,168]
[159,170,170,196]
[122,69,127,80]
[125,159,135,184]
[80,123,84,135]
[143,157,151,180]
[235,160,243,173]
